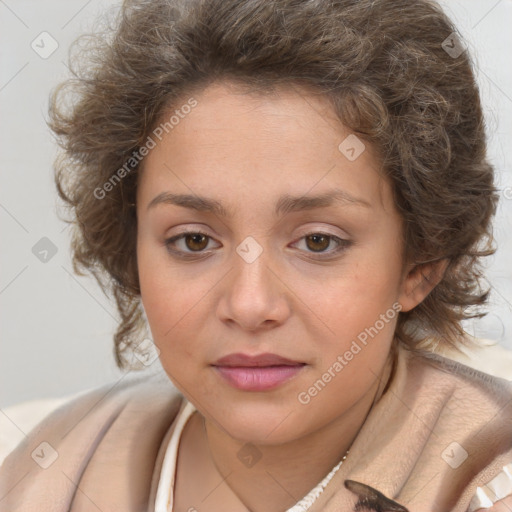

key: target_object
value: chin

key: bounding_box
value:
[207,397,309,445]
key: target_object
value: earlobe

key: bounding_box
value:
[398,259,449,313]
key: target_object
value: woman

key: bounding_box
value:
[1,0,511,510]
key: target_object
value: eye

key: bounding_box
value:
[164,231,220,258]
[164,230,352,260]
[291,232,352,258]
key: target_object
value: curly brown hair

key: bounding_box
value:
[48,0,499,369]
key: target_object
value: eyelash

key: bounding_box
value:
[164,230,352,260]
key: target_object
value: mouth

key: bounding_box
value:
[211,352,307,391]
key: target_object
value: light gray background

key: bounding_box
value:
[1,0,511,408]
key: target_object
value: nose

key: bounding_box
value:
[216,243,291,332]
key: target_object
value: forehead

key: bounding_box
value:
[137,81,393,215]
[161,81,352,154]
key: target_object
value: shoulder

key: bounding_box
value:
[6,370,183,453]
[402,347,512,430]
[12,370,182,444]
[0,371,184,510]
[404,347,512,480]
[344,346,512,510]
[405,345,512,400]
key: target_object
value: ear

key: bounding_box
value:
[398,259,449,313]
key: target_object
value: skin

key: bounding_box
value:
[136,80,443,512]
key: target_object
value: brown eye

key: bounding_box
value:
[184,233,209,251]
[305,234,331,252]
[164,231,219,258]
[291,232,352,259]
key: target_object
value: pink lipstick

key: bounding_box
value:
[212,353,306,391]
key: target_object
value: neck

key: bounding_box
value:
[201,350,395,512]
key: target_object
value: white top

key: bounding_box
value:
[153,398,347,512]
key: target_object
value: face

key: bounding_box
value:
[136,81,419,445]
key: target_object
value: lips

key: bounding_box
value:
[212,352,306,391]
[213,352,304,367]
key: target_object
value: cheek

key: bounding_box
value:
[137,240,217,366]
[138,241,189,343]
[297,257,400,332]
[293,249,402,373]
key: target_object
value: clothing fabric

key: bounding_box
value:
[1,346,511,512]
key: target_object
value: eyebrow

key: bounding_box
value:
[146,188,372,216]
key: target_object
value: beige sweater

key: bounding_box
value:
[1,346,511,512]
